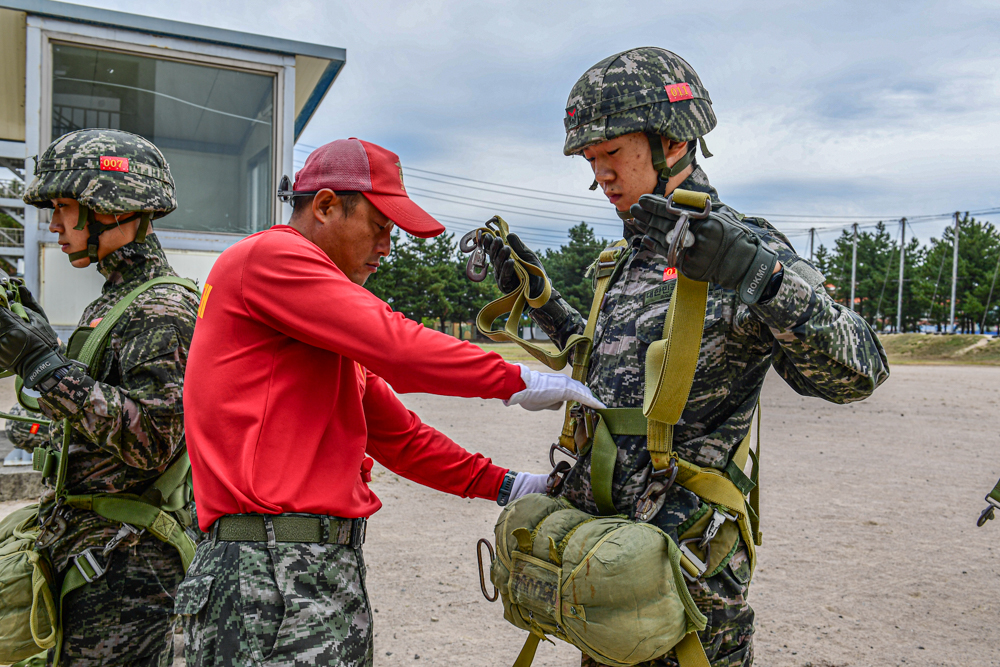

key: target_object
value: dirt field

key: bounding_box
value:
[2,364,998,666]
[363,363,1000,667]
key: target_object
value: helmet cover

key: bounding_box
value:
[23,128,176,217]
[563,47,716,155]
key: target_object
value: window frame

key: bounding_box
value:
[35,18,294,247]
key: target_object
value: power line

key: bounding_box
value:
[406,173,611,209]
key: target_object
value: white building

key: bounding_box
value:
[0,0,344,335]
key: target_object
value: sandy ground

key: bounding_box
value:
[2,364,998,666]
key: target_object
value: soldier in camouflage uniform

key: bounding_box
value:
[478,48,890,666]
[5,128,202,666]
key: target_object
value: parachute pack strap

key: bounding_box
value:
[64,494,195,569]
[472,217,584,371]
[590,415,619,516]
[556,240,629,453]
[674,631,711,667]
[77,276,199,374]
[53,564,88,667]
[643,274,709,470]
[511,632,542,667]
[141,450,190,508]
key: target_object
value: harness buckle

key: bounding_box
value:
[700,508,738,550]
[548,443,578,469]
[73,548,107,583]
[678,539,709,582]
[103,522,144,556]
[635,462,678,523]
[546,460,572,495]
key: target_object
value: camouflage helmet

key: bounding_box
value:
[563,48,716,196]
[23,129,176,263]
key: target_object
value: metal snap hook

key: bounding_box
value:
[476,538,498,602]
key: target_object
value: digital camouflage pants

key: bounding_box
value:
[177,537,373,667]
[50,537,184,667]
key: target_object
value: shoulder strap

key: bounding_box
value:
[78,276,199,374]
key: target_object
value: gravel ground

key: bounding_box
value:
[2,364,998,667]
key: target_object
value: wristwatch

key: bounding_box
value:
[497,470,518,506]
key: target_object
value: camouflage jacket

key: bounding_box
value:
[35,234,199,573]
[534,166,889,540]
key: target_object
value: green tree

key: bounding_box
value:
[543,222,607,315]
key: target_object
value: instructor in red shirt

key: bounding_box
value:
[176,138,603,667]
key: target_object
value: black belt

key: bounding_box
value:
[213,513,366,549]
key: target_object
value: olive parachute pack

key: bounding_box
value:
[0,276,199,665]
[464,190,761,667]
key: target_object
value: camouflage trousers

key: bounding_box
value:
[49,537,184,667]
[177,537,373,666]
[581,560,754,667]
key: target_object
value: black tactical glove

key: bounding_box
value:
[0,307,71,389]
[631,194,779,305]
[16,283,50,322]
[480,231,547,300]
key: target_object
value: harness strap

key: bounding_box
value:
[556,240,630,453]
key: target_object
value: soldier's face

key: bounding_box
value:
[49,198,92,268]
[583,133,660,214]
[312,194,394,286]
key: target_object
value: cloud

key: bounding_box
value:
[70,0,1000,249]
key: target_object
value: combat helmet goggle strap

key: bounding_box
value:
[562,47,717,218]
[23,129,176,265]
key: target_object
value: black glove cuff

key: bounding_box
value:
[738,243,780,305]
[497,470,518,506]
[22,351,73,390]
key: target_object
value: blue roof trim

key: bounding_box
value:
[295,59,343,140]
[0,0,346,62]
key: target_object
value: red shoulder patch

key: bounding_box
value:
[665,83,694,103]
[99,156,129,172]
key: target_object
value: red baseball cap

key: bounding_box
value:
[291,138,445,238]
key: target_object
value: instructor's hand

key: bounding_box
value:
[630,194,779,305]
[509,473,549,502]
[503,363,606,412]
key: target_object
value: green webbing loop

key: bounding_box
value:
[134,212,151,244]
[471,217,591,371]
[590,417,618,516]
[141,451,190,510]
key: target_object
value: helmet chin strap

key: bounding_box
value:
[67,206,150,264]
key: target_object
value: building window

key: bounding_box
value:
[51,43,275,235]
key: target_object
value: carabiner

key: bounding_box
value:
[476,538,498,602]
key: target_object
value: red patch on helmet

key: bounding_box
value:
[663,267,678,281]
[99,156,129,172]
[29,423,40,434]
[665,83,694,103]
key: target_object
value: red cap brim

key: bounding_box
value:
[362,192,445,238]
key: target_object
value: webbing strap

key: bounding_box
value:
[988,478,1000,505]
[674,632,711,667]
[468,216,587,370]
[511,633,541,667]
[142,450,190,510]
[556,240,629,453]
[78,276,199,376]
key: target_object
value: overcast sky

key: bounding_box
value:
[74,0,1000,254]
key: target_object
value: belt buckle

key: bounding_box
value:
[350,518,367,549]
[73,547,107,583]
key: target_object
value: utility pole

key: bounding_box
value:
[850,223,858,312]
[809,228,815,261]
[950,212,960,333]
[896,218,906,332]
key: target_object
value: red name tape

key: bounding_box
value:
[665,83,694,103]
[99,156,129,172]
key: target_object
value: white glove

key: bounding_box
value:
[503,363,607,412]
[509,472,549,502]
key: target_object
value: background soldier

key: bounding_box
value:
[10,128,201,666]
[480,48,890,666]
